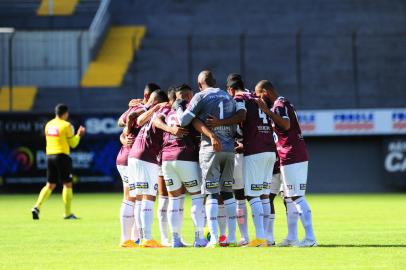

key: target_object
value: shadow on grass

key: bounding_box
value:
[318,244,406,248]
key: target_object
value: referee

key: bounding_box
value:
[31,104,85,220]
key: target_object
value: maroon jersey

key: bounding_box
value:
[161,110,200,162]
[235,92,276,156]
[129,105,171,164]
[119,104,147,134]
[271,97,308,166]
[116,134,131,166]
[116,104,146,166]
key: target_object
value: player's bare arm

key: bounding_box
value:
[256,99,290,130]
[128,98,142,107]
[205,109,246,128]
[123,107,148,128]
[117,108,130,127]
[136,102,168,127]
[119,131,127,146]
[173,99,194,127]
[192,118,222,152]
[235,141,244,154]
[152,115,189,137]
[120,129,134,147]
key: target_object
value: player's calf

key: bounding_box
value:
[233,189,249,245]
[293,196,316,244]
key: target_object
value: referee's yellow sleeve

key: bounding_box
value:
[67,134,81,149]
[66,124,80,149]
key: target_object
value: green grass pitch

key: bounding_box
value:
[0,193,405,270]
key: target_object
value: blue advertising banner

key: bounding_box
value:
[0,113,123,186]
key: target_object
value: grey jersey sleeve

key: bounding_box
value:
[177,93,203,127]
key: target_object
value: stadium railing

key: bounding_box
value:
[88,0,111,57]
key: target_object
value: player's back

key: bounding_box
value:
[120,104,147,138]
[129,106,170,164]
[272,97,308,165]
[235,93,276,156]
[193,88,236,152]
[45,118,73,155]
[162,110,199,162]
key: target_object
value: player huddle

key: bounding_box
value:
[116,70,317,248]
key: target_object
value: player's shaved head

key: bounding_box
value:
[255,80,274,92]
[255,80,278,102]
[198,70,216,90]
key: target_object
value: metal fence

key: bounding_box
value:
[0,30,90,88]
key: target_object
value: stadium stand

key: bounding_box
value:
[0,0,405,111]
[37,0,79,16]
[81,26,146,87]
[0,0,100,29]
[117,0,405,110]
[0,86,37,111]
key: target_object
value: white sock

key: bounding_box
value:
[206,198,219,243]
[236,199,249,242]
[249,197,265,239]
[262,198,271,239]
[168,197,181,240]
[223,198,237,243]
[203,204,207,227]
[267,214,275,243]
[191,194,205,240]
[131,212,138,242]
[218,204,227,237]
[157,196,169,244]
[294,197,316,241]
[286,199,299,241]
[141,199,154,240]
[179,194,185,239]
[120,200,135,242]
[134,200,142,241]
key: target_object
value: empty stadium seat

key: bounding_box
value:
[0,86,37,111]
[37,0,79,16]
[80,26,146,87]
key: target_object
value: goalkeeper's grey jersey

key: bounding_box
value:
[177,87,236,152]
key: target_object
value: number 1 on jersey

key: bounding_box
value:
[218,101,224,119]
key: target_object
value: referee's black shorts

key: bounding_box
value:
[47,154,73,184]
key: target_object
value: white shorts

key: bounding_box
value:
[262,171,273,195]
[158,166,163,177]
[243,152,276,197]
[232,153,244,190]
[128,158,160,196]
[162,160,201,193]
[269,173,282,195]
[280,161,308,197]
[116,165,128,187]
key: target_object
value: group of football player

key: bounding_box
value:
[115,70,317,248]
